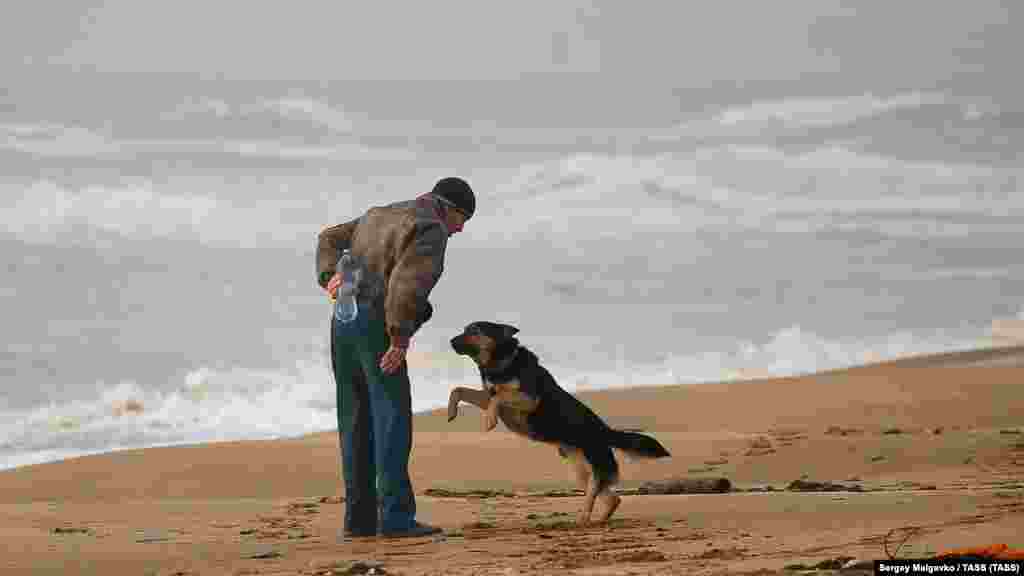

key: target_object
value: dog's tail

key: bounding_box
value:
[607,430,671,459]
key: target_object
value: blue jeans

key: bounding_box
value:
[331,303,416,534]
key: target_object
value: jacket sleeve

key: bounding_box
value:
[383,219,447,348]
[315,218,360,288]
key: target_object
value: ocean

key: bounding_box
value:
[3,82,1022,471]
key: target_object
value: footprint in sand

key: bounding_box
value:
[748,436,772,449]
[135,529,173,543]
[745,436,776,456]
[240,543,282,560]
[771,429,809,445]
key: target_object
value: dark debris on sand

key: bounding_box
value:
[422,487,516,499]
[825,426,864,437]
[787,479,864,492]
[320,561,390,576]
[782,556,877,572]
[52,526,91,535]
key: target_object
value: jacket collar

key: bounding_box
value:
[418,194,451,235]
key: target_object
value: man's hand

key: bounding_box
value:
[325,272,342,300]
[379,345,407,374]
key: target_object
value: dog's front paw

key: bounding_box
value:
[446,390,461,422]
[483,409,498,432]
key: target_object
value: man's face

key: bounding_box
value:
[446,209,468,236]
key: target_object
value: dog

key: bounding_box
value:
[448,321,671,525]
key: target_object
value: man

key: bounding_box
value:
[316,176,475,538]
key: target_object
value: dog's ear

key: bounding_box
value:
[502,324,520,339]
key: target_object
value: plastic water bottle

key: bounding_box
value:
[333,249,360,324]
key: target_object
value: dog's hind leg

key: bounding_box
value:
[562,447,592,525]
[579,473,602,526]
[573,452,597,526]
[565,446,591,492]
[577,444,621,525]
[564,446,609,526]
[596,488,621,523]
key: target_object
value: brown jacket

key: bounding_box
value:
[316,194,450,348]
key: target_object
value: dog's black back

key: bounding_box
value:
[482,345,608,441]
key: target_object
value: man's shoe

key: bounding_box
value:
[380,521,442,539]
[338,527,377,541]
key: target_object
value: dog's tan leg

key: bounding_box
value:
[459,388,491,410]
[596,489,621,523]
[447,387,490,421]
[446,388,462,421]
[450,385,493,422]
[566,447,590,492]
[563,447,598,526]
[565,447,620,524]
[445,386,498,430]
[483,396,499,431]
[578,473,599,526]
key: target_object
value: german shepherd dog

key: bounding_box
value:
[448,321,671,525]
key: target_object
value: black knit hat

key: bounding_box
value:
[430,176,476,219]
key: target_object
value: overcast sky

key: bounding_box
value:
[2,2,1022,454]
[3,1,1018,86]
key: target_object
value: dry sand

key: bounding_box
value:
[3,345,1024,575]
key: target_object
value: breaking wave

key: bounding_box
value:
[0,323,991,471]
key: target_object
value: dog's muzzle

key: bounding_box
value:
[450,335,475,356]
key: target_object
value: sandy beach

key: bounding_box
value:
[3,345,1023,575]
